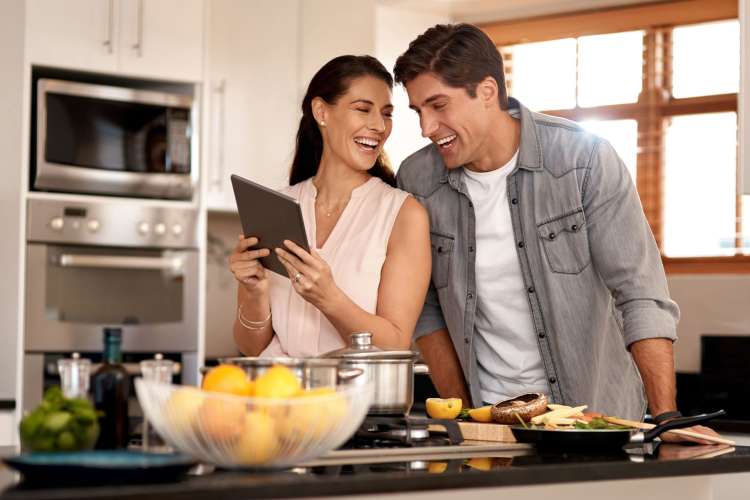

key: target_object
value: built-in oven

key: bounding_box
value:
[33,78,195,200]
[23,196,201,413]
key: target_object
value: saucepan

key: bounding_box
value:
[510,410,726,449]
[318,332,429,415]
[210,357,364,389]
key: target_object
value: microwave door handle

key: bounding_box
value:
[58,254,184,273]
[103,0,114,53]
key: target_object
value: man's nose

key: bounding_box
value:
[420,114,438,138]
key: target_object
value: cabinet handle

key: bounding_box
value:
[103,0,114,53]
[210,79,227,190]
[132,0,144,57]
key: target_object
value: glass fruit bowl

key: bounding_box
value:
[135,378,373,468]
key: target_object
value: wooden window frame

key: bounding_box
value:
[481,0,746,274]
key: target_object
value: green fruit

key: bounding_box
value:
[42,411,72,434]
[56,431,76,451]
[19,411,44,444]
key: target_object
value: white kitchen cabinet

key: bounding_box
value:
[204,0,300,211]
[26,0,204,81]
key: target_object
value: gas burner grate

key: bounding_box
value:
[347,416,464,448]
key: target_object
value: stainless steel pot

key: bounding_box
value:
[319,332,425,415]
[215,357,363,389]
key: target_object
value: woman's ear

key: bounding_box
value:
[477,76,498,108]
[311,97,327,127]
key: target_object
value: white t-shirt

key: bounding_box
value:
[463,150,550,404]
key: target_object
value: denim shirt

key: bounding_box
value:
[396,98,679,420]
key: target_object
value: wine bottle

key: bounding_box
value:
[91,328,130,449]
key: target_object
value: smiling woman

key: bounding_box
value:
[228,55,432,358]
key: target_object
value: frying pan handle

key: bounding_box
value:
[643,410,726,442]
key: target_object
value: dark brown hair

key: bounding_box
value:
[289,55,396,187]
[393,23,508,110]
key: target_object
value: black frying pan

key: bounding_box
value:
[510,410,725,449]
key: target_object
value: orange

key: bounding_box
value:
[197,397,246,443]
[201,364,254,396]
[253,365,301,399]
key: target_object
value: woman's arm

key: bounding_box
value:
[232,284,274,356]
[276,197,431,349]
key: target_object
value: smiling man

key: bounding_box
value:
[394,24,718,439]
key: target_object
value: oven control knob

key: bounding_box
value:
[49,217,64,231]
[87,219,100,232]
[154,222,166,236]
[138,221,150,235]
[172,224,183,236]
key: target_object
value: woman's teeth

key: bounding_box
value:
[436,134,456,148]
[354,137,379,151]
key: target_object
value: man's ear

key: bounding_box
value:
[476,77,499,108]
[311,97,327,126]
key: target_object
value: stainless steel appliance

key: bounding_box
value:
[23,195,200,412]
[33,79,196,200]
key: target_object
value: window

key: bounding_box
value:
[487,0,744,271]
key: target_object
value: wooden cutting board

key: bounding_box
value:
[428,421,516,443]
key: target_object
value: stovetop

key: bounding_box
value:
[343,415,465,449]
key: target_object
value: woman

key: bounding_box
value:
[228,55,431,357]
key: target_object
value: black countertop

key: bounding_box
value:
[2,444,750,499]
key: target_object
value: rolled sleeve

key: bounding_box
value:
[413,283,447,340]
[582,139,680,347]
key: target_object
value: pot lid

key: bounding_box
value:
[320,332,416,360]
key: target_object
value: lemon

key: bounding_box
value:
[202,364,254,396]
[468,405,493,423]
[465,457,493,471]
[425,398,462,420]
[278,388,348,442]
[254,365,301,399]
[234,411,280,465]
[198,397,246,443]
[165,387,205,434]
[427,461,448,474]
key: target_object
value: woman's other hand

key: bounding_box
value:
[229,235,271,295]
[275,240,339,309]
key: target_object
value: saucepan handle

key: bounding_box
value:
[337,367,364,383]
[643,410,726,442]
[413,363,430,375]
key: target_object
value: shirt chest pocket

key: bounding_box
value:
[537,210,591,274]
[430,232,454,289]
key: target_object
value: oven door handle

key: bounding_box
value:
[58,254,185,272]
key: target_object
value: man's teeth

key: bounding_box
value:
[354,137,379,149]
[436,135,456,146]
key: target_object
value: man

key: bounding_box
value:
[394,23,718,440]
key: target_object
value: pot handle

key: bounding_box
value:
[413,363,430,375]
[337,367,364,383]
[642,410,726,442]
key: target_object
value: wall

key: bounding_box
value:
[668,275,750,372]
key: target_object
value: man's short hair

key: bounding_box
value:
[393,23,509,110]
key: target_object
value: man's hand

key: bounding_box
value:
[660,424,723,445]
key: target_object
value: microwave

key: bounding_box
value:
[33,79,196,200]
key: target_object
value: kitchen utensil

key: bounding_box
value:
[215,356,362,389]
[428,421,516,443]
[139,354,175,452]
[319,332,420,415]
[3,450,195,484]
[510,410,726,449]
[603,416,736,445]
[135,378,373,469]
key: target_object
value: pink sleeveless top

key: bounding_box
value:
[261,177,410,358]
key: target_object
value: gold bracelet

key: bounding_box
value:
[238,305,271,330]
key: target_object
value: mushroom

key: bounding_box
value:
[491,393,548,424]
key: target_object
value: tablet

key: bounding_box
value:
[231,174,310,278]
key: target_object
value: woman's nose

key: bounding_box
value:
[368,113,386,133]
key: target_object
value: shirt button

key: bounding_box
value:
[517,241,525,248]
[549,377,557,384]
[527,286,535,294]
[468,202,474,208]
[571,224,578,231]
[467,292,474,299]
[469,246,475,252]
[464,338,470,344]
[437,246,443,253]
[538,332,546,339]
[511,198,518,205]
[549,232,556,240]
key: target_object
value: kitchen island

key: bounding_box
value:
[1,444,749,499]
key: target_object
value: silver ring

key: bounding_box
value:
[294,272,302,283]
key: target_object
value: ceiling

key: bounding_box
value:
[377,0,664,23]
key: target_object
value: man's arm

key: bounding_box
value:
[629,338,676,416]
[417,329,470,403]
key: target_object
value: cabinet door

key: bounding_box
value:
[204,0,300,211]
[26,0,118,73]
[118,0,204,81]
